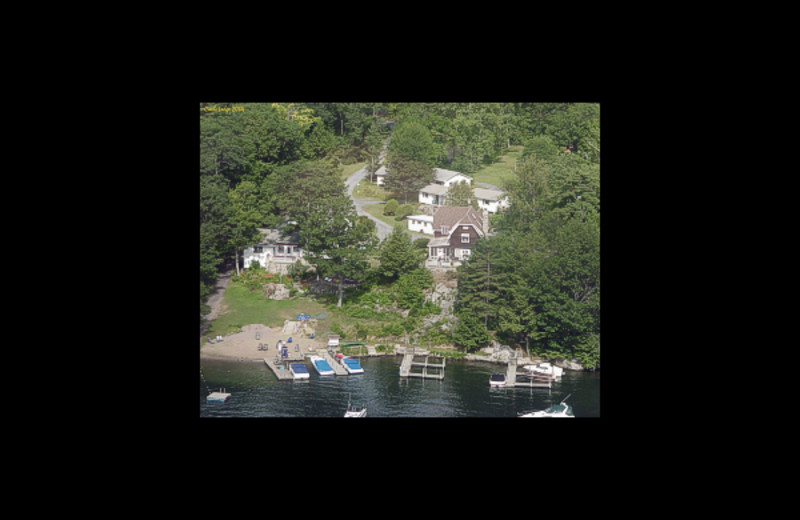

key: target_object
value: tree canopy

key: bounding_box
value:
[200,102,599,368]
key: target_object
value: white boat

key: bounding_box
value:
[336,353,364,374]
[518,394,575,418]
[489,373,507,387]
[289,362,310,380]
[309,355,334,376]
[522,362,564,378]
[344,394,366,417]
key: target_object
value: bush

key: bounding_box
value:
[394,204,414,221]
[384,199,398,216]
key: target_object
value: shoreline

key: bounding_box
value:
[200,323,595,372]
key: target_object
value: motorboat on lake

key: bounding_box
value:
[309,355,334,376]
[336,353,364,374]
[289,362,310,380]
[518,394,574,418]
[521,362,564,378]
[344,394,366,417]
[489,373,507,387]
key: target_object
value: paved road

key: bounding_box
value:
[345,164,393,242]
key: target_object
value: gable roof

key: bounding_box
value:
[432,206,484,236]
[419,183,448,196]
[433,168,468,183]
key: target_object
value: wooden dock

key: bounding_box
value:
[399,347,445,380]
[264,358,296,381]
[318,350,349,376]
[504,357,552,388]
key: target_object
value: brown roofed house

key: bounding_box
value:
[427,206,486,265]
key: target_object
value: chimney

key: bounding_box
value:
[481,209,490,235]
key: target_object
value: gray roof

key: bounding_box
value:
[419,183,449,196]
[433,168,467,183]
[473,187,505,201]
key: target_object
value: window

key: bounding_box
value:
[254,246,263,253]
[440,225,449,234]
[278,245,284,254]
[461,233,470,243]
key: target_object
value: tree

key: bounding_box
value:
[378,226,425,280]
[200,174,233,321]
[274,160,377,307]
[496,154,551,236]
[444,180,477,209]
[453,312,490,352]
[384,120,436,203]
[456,237,500,328]
[228,180,267,275]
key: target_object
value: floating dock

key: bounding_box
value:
[207,390,231,402]
[399,347,445,380]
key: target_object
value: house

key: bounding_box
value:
[418,183,449,205]
[242,228,307,274]
[473,187,510,214]
[425,206,486,264]
[407,214,434,235]
[374,165,387,186]
[417,168,472,206]
[432,168,472,187]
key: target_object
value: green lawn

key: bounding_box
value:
[203,283,329,341]
[471,145,522,188]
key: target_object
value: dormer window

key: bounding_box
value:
[440,225,449,234]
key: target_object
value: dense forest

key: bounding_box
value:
[200,102,600,368]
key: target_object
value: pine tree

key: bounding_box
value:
[378,225,424,280]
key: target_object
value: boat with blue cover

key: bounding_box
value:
[309,355,334,376]
[336,353,364,374]
[289,362,310,380]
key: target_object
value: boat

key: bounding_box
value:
[336,353,364,374]
[289,362,310,380]
[309,355,334,376]
[344,394,366,417]
[489,373,507,387]
[518,394,575,418]
[522,362,564,378]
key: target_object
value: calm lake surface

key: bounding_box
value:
[199,356,600,418]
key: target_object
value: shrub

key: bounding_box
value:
[394,204,414,221]
[384,199,398,216]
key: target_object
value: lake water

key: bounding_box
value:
[199,356,600,418]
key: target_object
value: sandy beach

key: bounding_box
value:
[201,323,329,362]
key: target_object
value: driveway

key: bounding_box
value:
[346,164,393,241]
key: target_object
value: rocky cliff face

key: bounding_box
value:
[426,283,457,314]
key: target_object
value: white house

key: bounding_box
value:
[432,168,471,187]
[418,168,473,205]
[374,165,387,186]
[418,183,449,205]
[242,228,307,274]
[407,214,434,235]
[473,187,510,214]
